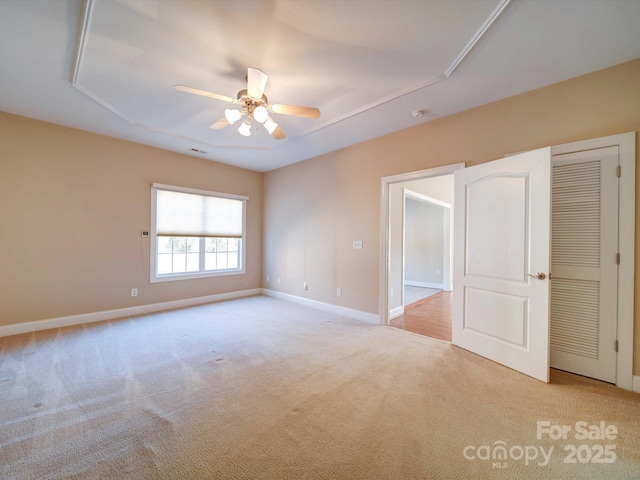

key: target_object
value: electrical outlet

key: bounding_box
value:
[390,289,394,298]
[131,288,138,297]
[303,282,309,290]
[337,288,342,296]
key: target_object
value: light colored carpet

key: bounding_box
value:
[1,295,639,479]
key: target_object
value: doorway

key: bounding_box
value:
[380,164,461,341]
[390,189,453,340]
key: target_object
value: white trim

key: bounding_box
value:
[401,188,406,307]
[380,163,465,326]
[71,0,93,86]
[150,266,246,283]
[633,376,640,394]
[383,164,463,185]
[405,281,445,290]
[552,132,635,391]
[390,306,404,319]
[444,0,511,77]
[71,0,136,124]
[262,289,379,325]
[0,289,262,338]
[405,190,451,209]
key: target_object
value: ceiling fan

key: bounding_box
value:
[175,67,320,140]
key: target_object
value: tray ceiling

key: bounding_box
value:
[1,0,640,171]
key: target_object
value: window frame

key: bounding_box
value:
[150,183,248,283]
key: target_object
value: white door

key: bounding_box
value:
[550,146,619,383]
[453,147,551,382]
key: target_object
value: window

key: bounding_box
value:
[150,184,247,282]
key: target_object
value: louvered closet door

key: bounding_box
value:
[550,146,619,383]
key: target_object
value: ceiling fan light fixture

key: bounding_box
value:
[263,117,278,134]
[225,108,242,125]
[238,120,252,137]
[176,67,319,141]
[253,105,269,123]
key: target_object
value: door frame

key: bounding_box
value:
[379,163,464,326]
[551,132,635,391]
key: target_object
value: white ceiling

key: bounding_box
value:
[1,0,639,172]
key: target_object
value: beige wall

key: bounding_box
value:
[404,199,445,285]
[263,58,640,374]
[0,113,263,326]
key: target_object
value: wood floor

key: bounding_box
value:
[389,291,452,342]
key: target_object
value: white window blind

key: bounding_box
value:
[154,186,245,238]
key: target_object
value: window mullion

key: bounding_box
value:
[199,237,206,272]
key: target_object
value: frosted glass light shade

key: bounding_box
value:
[224,109,242,125]
[238,120,252,136]
[263,117,278,134]
[253,105,269,123]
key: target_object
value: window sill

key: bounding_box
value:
[150,268,245,283]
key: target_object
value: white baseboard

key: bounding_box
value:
[390,306,404,319]
[0,288,262,338]
[262,289,380,325]
[633,376,640,394]
[405,281,445,289]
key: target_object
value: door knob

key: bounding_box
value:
[528,272,546,280]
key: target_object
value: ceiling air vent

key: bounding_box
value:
[189,148,207,154]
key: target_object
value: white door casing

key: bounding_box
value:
[453,147,551,382]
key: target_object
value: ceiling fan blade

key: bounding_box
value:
[247,67,268,100]
[271,103,320,119]
[210,117,229,129]
[272,125,287,140]
[174,84,234,103]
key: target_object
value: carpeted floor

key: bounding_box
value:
[1,295,639,479]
